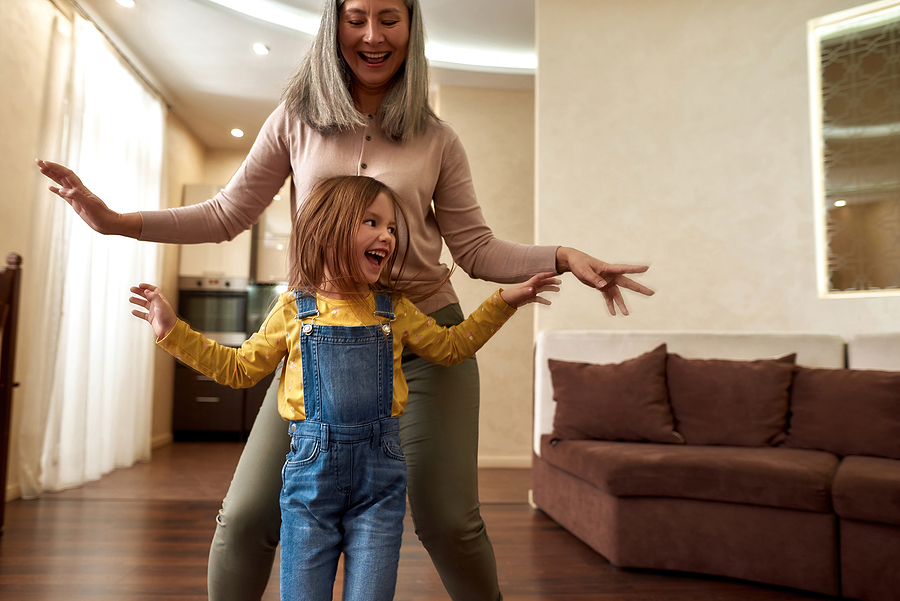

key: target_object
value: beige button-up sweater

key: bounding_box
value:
[139,103,557,314]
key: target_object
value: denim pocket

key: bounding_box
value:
[285,435,319,467]
[381,432,406,462]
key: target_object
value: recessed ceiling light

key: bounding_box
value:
[231,128,244,138]
[116,0,135,7]
[834,199,847,207]
[253,43,270,55]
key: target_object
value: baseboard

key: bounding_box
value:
[5,482,21,503]
[151,432,174,450]
[477,455,532,468]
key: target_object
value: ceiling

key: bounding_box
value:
[77,0,536,150]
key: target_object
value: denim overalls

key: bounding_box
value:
[280,292,407,601]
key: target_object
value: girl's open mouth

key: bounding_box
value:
[366,250,386,266]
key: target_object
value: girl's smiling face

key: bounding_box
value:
[355,191,397,287]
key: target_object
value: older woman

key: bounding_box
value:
[38,0,652,599]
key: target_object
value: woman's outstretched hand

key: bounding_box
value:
[500,272,561,308]
[129,284,178,340]
[36,159,142,238]
[556,247,654,316]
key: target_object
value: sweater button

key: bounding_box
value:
[367,114,373,119]
[361,163,367,169]
[366,135,371,141]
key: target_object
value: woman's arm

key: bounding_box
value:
[432,133,558,283]
[141,106,292,243]
[432,131,653,316]
[37,159,143,238]
[38,103,293,245]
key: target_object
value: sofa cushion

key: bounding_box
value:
[832,456,900,527]
[786,367,900,460]
[549,344,683,444]
[666,353,796,446]
[540,434,837,513]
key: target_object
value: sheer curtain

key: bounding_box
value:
[19,12,165,497]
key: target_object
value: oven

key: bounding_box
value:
[177,276,249,347]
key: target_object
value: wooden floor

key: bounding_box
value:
[0,442,836,600]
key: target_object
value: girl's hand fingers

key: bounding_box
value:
[129,296,149,309]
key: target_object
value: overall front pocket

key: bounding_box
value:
[285,435,319,467]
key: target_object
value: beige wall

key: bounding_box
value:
[150,113,207,448]
[434,86,537,466]
[148,145,246,446]
[204,149,248,187]
[536,0,900,337]
[1,0,64,502]
[0,0,212,498]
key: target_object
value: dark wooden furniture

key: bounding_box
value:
[172,364,276,441]
[0,253,23,535]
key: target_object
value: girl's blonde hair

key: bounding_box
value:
[288,176,410,300]
[281,0,437,142]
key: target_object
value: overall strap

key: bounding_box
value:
[294,291,319,320]
[373,292,395,320]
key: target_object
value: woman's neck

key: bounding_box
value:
[353,89,385,117]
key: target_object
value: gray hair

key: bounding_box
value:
[282,0,437,142]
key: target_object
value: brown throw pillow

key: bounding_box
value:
[549,344,682,444]
[786,367,900,460]
[666,353,796,446]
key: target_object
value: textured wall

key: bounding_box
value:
[434,85,537,466]
[150,113,207,447]
[1,0,65,501]
[536,0,899,337]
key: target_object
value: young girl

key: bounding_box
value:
[129,175,559,601]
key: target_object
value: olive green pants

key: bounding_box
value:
[207,303,502,600]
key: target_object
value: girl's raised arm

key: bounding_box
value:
[129,283,178,340]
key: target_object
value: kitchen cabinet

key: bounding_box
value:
[179,184,252,279]
[172,363,277,440]
[253,179,292,283]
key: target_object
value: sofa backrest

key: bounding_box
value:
[534,331,846,457]
[848,333,900,370]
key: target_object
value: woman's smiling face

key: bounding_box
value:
[338,0,410,98]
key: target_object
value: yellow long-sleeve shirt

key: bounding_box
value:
[158,290,516,421]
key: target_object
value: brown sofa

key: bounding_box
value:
[531,331,900,601]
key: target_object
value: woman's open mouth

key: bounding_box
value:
[360,51,390,65]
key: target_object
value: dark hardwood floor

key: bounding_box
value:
[0,443,836,600]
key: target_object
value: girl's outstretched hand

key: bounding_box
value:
[129,284,178,340]
[500,272,561,308]
[36,159,141,238]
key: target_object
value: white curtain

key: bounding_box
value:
[19,12,165,497]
